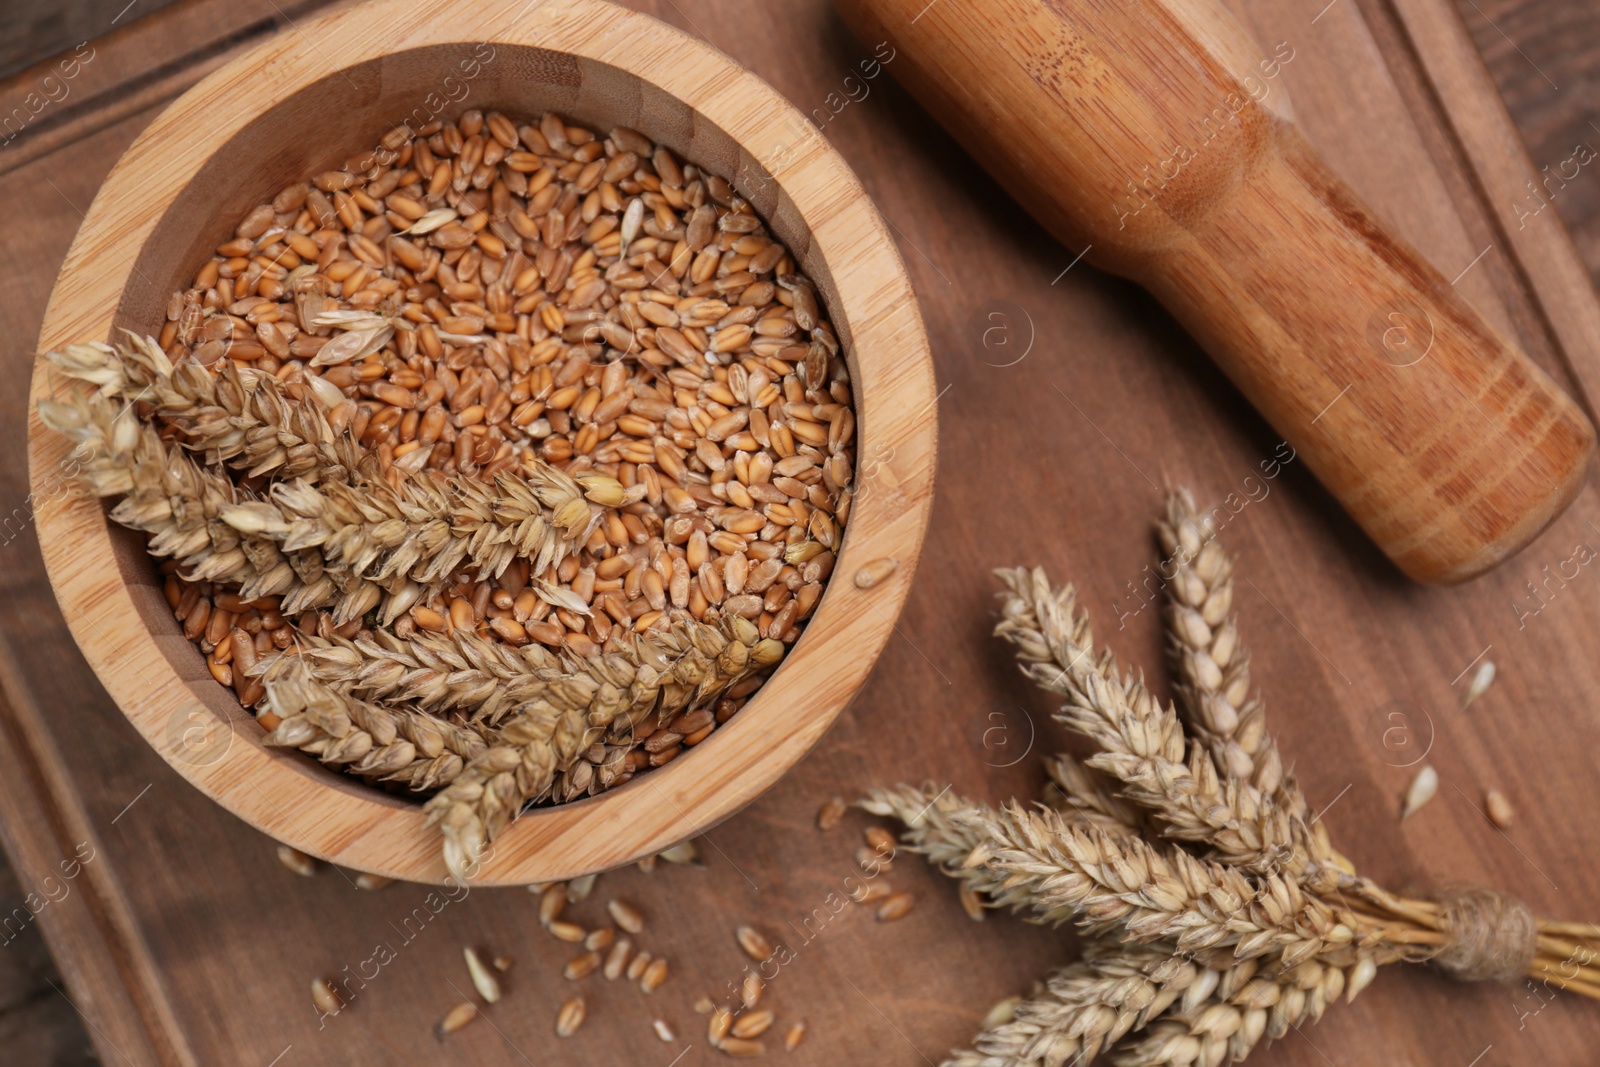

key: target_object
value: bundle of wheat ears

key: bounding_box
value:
[864,491,1600,1067]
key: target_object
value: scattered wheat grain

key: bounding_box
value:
[877,891,915,921]
[464,947,501,1003]
[1403,764,1438,820]
[604,938,632,980]
[565,950,601,980]
[556,997,586,1037]
[817,797,847,830]
[608,899,644,934]
[277,845,317,877]
[736,925,774,961]
[1485,788,1514,828]
[437,1001,478,1037]
[853,558,899,589]
[310,977,343,1016]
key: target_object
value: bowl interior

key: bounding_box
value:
[107,43,863,817]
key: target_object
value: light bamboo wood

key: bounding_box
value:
[24,0,936,885]
[837,0,1595,584]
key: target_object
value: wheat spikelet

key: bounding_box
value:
[1041,752,1145,836]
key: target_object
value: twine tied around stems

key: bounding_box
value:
[1429,885,1538,983]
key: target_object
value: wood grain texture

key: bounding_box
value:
[4,0,1600,1064]
[25,0,938,886]
[1455,0,1600,280]
[837,0,1595,585]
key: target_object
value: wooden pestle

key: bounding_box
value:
[835,0,1595,583]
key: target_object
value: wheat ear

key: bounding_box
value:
[39,386,592,625]
[259,658,486,789]
[43,335,367,483]
[993,568,1304,880]
[425,619,781,879]
[1109,952,1346,1067]
[1157,490,1339,888]
[964,801,1351,966]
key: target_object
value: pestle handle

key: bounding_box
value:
[836,0,1595,582]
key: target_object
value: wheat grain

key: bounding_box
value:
[539,884,567,925]
[277,845,317,877]
[556,996,586,1037]
[877,892,915,921]
[464,947,501,1003]
[640,956,669,993]
[817,797,847,830]
[608,899,644,933]
[708,1006,734,1043]
[717,1037,766,1057]
[1485,789,1514,828]
[736,925,774,961]
[437,1002,478,1036]
[1402,765,1437,820]
[565,950,601,980]
[310,977,343,1016]
[603,937,632,980]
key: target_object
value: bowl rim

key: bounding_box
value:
[26,0,937,885]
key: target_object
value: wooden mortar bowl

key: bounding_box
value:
[25,0,936,885]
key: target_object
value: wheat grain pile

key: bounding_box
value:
[39,108,854,878]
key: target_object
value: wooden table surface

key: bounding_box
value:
[4,0,1600,1065]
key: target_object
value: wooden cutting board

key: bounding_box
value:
[3,0,1600,1064]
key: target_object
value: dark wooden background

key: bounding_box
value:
[4,0,1600,1064]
